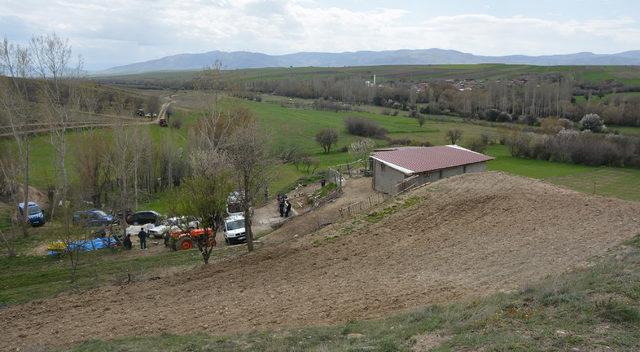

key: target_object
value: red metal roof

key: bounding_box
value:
[371,145,494,175]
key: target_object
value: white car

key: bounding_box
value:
[223,215,246,245]
[126,223,155,237]
[148,224,172,238]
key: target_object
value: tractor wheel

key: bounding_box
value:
[177,238,193,250]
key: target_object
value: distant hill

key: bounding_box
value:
[100,48,640,75]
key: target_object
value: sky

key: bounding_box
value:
[1,0,639,70]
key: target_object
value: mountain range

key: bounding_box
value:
[100,48,640,75]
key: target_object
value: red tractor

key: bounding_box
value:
[168,228,215,251]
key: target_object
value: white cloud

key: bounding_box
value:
[1,0,639,69]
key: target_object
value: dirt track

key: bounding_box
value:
[2,172,640,350]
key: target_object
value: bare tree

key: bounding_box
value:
[72,130,112,206]
[0,37,34,237]
[446,128,463,145]
[315,128,338,153]
[225,119,273,252]
[29,33,83,225]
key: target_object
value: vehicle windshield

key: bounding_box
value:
[226,219,245,231]
[93,210,108,217]
[28,206,41,215]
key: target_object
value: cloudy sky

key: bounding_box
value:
[1,0,639,70]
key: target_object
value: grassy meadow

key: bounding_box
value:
[2,91,640,214]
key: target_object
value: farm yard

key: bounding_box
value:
[2,59,640,351]
[2,172,640,351]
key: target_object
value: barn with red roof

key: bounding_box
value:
[369,145,494,194]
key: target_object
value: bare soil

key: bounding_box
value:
[2,172,640,350]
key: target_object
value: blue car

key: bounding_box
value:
[73,209,114,227]
[17,202,45,227]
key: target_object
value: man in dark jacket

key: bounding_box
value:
[123,234,132,250]
[285,200,292,218]
[138,228,147,250]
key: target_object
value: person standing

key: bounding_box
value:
[123,233,132,250]
[285,200,292,218]
[138,228,147,250]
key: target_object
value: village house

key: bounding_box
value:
[370,145,494,194]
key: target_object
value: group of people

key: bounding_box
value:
[278,194,293,218]
[121,228,148,250]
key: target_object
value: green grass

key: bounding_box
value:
[98,64,640,87]
[0,235,216,306]
[69,235,640,352]
[485,144,640,201]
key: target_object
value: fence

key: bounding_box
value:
[332,159,366,178]
[338,192,389,218]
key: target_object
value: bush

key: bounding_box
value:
[345,117,387,138]
[315,128,339,153]
[505,130,640,167]
[580,113,605,133]
[170,116,182,129]
[446,129,463,144]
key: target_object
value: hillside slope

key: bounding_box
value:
[2,172,640,350]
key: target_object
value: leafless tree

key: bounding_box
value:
[225,119,273,252]
[31,34,83,222]
[315,128,338,153]
[0,37,34,237]
[446,128,463,145]
[72,129,112,206]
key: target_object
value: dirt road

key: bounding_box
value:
[2,172,639,350]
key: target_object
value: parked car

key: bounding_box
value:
[126,210,161,225]
[72,209,114,227]
[223,214,246,245]
[126,223,156,237]
[17,202,45,227]
[152,216,199,240]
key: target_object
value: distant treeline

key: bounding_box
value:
[96,69,640,127]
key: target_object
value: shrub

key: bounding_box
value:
[417,114,426,127]
[345,117,387,138]
[446,129,463,144]
[315,128,339,153]
[505,130,640,167]
[580,113,605,133]
[170,116,183,129]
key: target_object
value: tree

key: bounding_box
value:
[580,113,605,133]
[72,130,112,206]
[315,128,338,153]
[225,119,273,252]
[446,128,463,144]
[348,138,375,168]
[0,37,34,237]
[30,33,82,223]
[174,153,231,264]
[145,95,161,115]
[417,114,426,127]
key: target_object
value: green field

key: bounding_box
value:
[2,91,640,214]
[98,64,640,87]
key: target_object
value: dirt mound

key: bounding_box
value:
[2,172,639,350]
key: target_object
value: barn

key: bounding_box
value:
[369,145,494,194]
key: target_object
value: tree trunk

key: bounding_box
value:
[21,142,30,237]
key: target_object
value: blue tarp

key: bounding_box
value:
[48,237,117,256]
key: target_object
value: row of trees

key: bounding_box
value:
[228,73,640,127]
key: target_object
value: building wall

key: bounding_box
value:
[372,159,407,194]
[371,159,487,195]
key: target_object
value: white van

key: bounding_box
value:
[223,214,246,245]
